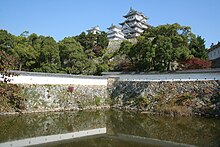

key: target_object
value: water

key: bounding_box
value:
[0,110,219,147]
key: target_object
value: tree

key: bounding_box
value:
[189,35,208,60]
[75,32,96,59]
[75,32,109,59]
[0,30,14,53]
[94,47,114,75]
[59,37,96,74]
[116,23,196,71]
[0,50,15,80]
[147,23,192,71]
[13,35,38,71]
[97,32,109,49]
[131,36,155,71]
[73,31,110,74]
[33,36,61,73]
[142,24,192,71]
[116,40,134,70]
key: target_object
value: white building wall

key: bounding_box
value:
[1,73,107,86]
[208,46,220,60]
[133,27,143,33]
[136,15,144,21]
[107,31,124,40]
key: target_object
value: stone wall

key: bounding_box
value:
[107,38,137,53]
[2,70,220,117]
[20,84,109,112]
[108,79,220,117]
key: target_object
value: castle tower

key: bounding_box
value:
[107,24,125,40]
[87,26,101,34]
[120,8,150,39]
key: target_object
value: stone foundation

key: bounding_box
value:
[19,84,109,112]
[1,71,220,117]
[109,79,220,117]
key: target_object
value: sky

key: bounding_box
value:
[0,0,219,48]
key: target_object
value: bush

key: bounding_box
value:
[0,82,25,112]
[95,96,102,106]
[0,50,25,112]
[182,57,212,69]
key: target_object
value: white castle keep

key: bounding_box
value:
[119,7,150,39]
[87,8,150,40]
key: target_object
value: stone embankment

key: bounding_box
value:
[109,79,220,117]
[1,69,220,117]
[0,71,110,115]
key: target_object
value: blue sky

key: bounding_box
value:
[0,0,219,48]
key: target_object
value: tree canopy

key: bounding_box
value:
[117,23,209,71]
[0,23,209,75]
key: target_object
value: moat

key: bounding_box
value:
[0,110,219,147]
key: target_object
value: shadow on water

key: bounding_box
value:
[0,110,220,147]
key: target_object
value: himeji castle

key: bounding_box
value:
[87,26,102,34]
[87,8,150,41]
[119,7,150,39]
[107,24,125,40]
[107,8,150,40]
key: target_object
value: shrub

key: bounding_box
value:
[95,96,102,106]
[175,92,195,106]
[0,50,25,112]
[182,57,212,69]
[67,86,75,93]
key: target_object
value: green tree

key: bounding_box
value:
[0,30,14,53]
[59,37,96,74]
[141,23,192,71]
[74,31,110,74]
[134,36,155,71]
[94,48,114,75]
[189,35,208,60]
[119,40,133,61]
[75,32,96,59]
[97,32,109,50]
[13,35,38,71]
[117,23,193,71]
[59,37,83,68]
[33,36,61,73]
[116,40,134,70]
[75,31,109,58]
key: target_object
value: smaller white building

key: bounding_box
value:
[107,24,125,40]
[87,26,101,34]
[208,42,220,60]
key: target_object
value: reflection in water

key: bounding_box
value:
[0,128,106,147]
[107,110,220,147]
[46,136,161,147]
[0,110,106,143]
[0,110,219,147]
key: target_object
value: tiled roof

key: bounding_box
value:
[208,42,220,52]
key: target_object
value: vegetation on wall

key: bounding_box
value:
[0,50,25,112]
